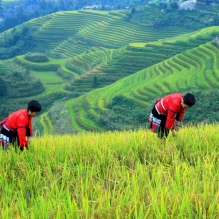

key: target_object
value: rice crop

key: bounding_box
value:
[0,124,218,218]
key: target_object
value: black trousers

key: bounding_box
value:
[0,126,30,151]
[1,127,19,145]
[151,106,170,138]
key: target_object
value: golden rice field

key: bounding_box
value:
[0,124,219,218]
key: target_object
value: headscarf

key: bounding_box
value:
[27,100,42,112]
[183,93,196,106]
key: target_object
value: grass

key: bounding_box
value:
[40,112,54,134]
[15,70,67,100]
[1,124,219,218]
[31,71,63,84]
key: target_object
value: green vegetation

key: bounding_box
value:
[127,3,219,29]
[0,10,192,60]
[67,35,219,132]
[1,125,219,217]
[0,26,36,59]
[25,53,49,63]
[0,63,44,98]
[1,9,219,133]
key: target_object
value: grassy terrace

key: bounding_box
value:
[40,112,54,134]
[67,40,219,131]
[25,10,192,54]
[52,36,104,58]
[10,56,76,103]
[63,26,219,94]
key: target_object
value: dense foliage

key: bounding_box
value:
[47,102,77,135]
[97,95,148,130]
[125,3,219,29]
[95,89,219,131]
[0,0,149,32]
[25,53,49,63]
[0,63,44,98]
[0,26,38,59]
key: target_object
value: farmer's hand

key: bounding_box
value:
[171,129,176,137]
[27,137,31,145]
[175,121,181,132]
[175,125,180,132]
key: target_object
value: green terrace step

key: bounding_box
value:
[69,41,219,130]
[61,27,219,131]
[40,112,54,134]
[75,96,104,132]
[29,10,193,53]
[65,98,86,132]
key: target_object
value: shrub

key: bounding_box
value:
[2,64,44,97]
[25,53,49,63]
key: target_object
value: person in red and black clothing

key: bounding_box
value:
[148,93,196,138]
[0,100,41,151]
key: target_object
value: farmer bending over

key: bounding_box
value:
[0,100,42,151]
[148,93,196,138]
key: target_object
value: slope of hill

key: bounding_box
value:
[0,10,194,122]
[32,10,192,50]
[0,10,192,59]
[1,10,219,134]
[63,26,219,132]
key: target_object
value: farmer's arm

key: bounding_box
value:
[17,116,28,148]
[165,109,176,130]
[175,109,185,129]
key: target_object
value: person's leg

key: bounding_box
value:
[159,115,169,139]
[0,127,11,150]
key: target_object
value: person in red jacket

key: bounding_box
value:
[0,100,42,151]
[148,93,196,138]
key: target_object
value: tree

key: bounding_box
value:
[0,77,7,97]
[91,76,99,89]
[60,0,66,10]
[21,26,29,37]
[170,2,179,10]
[0,0,2,13]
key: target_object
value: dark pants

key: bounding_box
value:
[151,106,170,138]
[0,126,30,151]
[1,127,19,149]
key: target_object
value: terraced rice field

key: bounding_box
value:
[1,0,20,7]
[63,27,219,93]
[27,10,191,57]
[4,10,219,133]
[66,41,219,132]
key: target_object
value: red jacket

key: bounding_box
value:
[155,93,185,129]
[0,109,33,147]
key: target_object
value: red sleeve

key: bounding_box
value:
[165,109,176,129]
[17,127,28,147]
[17,115,28,147]
[165,105,185,129]
[28,119,33,136]
[176,109,185,122]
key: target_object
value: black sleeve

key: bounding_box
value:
[175,112,180,121]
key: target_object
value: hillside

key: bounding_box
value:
[62,26,219,133]
[1,10,219,134]
[0,10,192,124]
[0,125,218,218]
